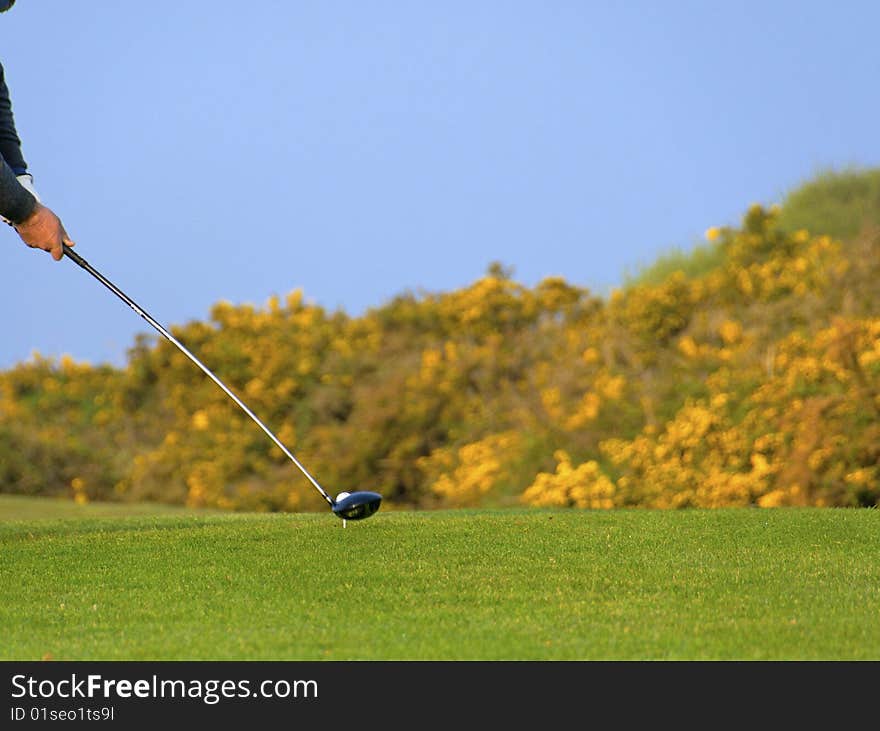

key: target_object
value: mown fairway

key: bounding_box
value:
[1,498,878,660]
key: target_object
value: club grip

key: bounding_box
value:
[62,243,87,268]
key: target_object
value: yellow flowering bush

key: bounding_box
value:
[1,193,879,511]
[521,450,615,509]
[418,432,523,507]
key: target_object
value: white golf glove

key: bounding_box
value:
[1,173,41,226]
[16,173,41,202]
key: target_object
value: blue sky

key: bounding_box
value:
[1,2,878,368]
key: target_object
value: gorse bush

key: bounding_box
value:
[2,170,879,511]
[623,242,726,289]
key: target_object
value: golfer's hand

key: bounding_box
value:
[14,201,75,261]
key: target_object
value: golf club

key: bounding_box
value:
[61,243,382,523]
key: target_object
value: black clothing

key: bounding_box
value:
[0,61,35,223]
[0,61,25,173]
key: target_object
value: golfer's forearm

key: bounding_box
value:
[0,62,34,221]
[0,159,35,223]
[0,63,27,174]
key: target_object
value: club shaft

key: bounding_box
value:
[62,244,335,508]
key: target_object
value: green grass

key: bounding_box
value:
[777,166,880,241]
[1,500,878,660]
[0,494,218,521]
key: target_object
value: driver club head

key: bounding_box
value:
[332,491,382,521]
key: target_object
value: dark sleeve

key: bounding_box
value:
[0,61,35,223]
[0,61,28,174]
[0,157,36,223]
